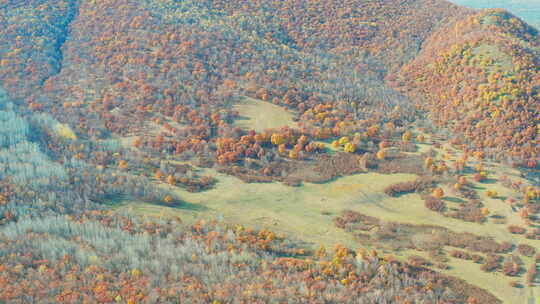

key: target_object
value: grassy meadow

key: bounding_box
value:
[114,100,538,304]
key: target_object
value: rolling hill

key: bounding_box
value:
[0,0,538,303]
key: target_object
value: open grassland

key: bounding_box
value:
[398,246,538,304]
[113,95,540,304]
[233,97,298,132]
[117,132,538,304]
[118,165,538,303]
[118,169,414,249]
[444,254,539,304]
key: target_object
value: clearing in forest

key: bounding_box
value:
[233,97,298,132]
[115,136,539,304]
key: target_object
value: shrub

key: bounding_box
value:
[525,228,540,240]
[509,281,521,288]
[517,244,536,257]
[526,263,537,286]
[383,180,421,197]
[450,250,472,260]
[498,241,514,253]
[526,203,540,214]
[471,254,484,264]
[436,263,450,270]
[502,255,521,277]
[408,255,431,267]
[481,254,501,272]
[507,225,526,234]
[424,196,446,212]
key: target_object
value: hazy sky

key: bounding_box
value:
[450,0,540,29]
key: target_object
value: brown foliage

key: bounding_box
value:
[424,196,446,212]
[507,225,526,234]
[471,254,484,264]
[357,153,376,172]
[481,254,501,272]
[502,255,522,277]
[408,255,431,267]
[525,228,540,240]
[517,244,536,257]
[375,155,426,175]
[509,281,521,288]
[383,176,435,197]
[526,263,538,286]
[313,153,367,179]
[447,201,486,223]
[450,250,472,260]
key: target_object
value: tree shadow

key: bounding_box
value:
[443,197,466,204]
[93,194,126,206]
[235,115,250,121]
[93,195,206,212]
[470,184,486,190]
[460,166,476,175]
[490,213,506,220]
[158,200,209,211]
[482,178,498,184]
[176,202,209,211]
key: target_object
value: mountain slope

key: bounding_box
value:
[394,9,539,165]
[0,1,538,304]
[0,0,80,101]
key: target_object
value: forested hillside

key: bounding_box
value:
[0,0,538,303]
[394,9,539,163]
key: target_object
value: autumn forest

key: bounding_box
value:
[0,0,538,303]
